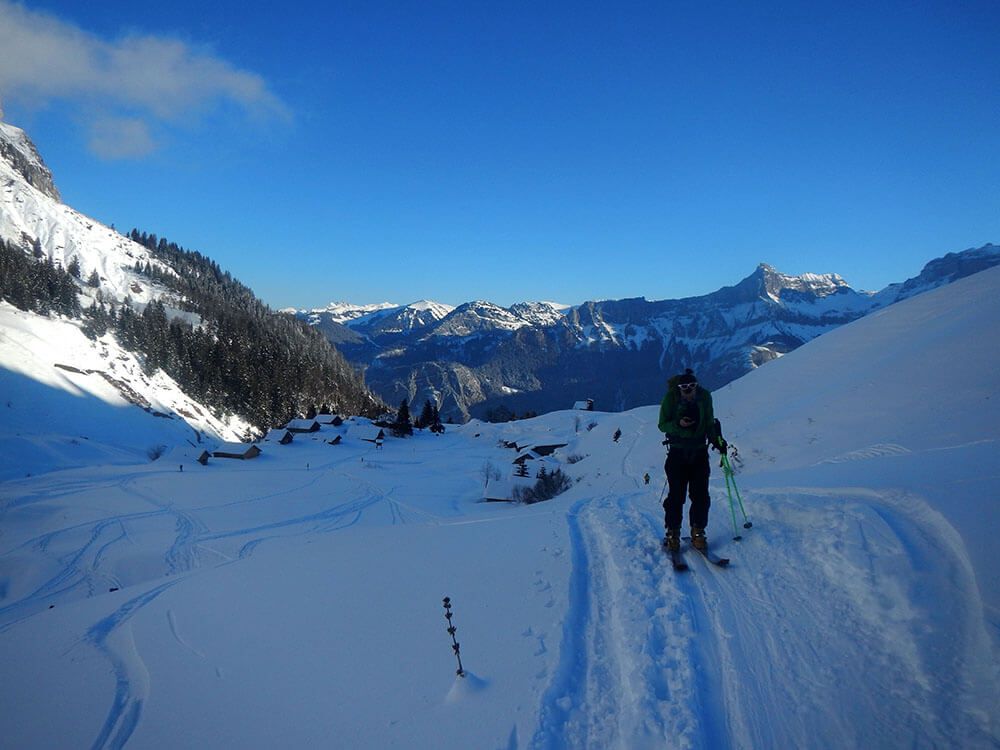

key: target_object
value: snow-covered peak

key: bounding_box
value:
[0,121,173,307]
[406,299,454,317]
[309,301,399,325]
[755,263,850,301]
[0,120,59,201]
[430,300,532,337]
[508,301,570,327]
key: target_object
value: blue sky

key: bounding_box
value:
[1,1,997,309]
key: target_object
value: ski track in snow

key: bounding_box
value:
[84,580,182,750]
[0,457,407,748]
[527,484,997,748]
[525,416,997,748]
[531,492,728,750]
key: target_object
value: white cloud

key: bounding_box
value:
[0,1,288,158]
[86,116,157,159]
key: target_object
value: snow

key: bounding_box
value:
[311,300,399,322]
[1,266,999,748]
[0,164,171,308]
[0,301,246,482]
[302,300,456,327]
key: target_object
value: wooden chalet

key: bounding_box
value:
[285,419,321,433]
[530,443,567,457]
[513,449,559,478]
[212,443,262,460]
[315,414,344,426]
[327,435,342,445]
[264,428,294,445]
[573,398,595,411]
[484,478,515,503]
[358,428,386,447]
[512,449,543,465]
[196,450,211,465]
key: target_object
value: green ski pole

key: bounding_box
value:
[722,454,741,540]
[721,453,752,533]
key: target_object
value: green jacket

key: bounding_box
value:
[658,382,716,449]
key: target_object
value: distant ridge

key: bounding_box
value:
[298,245,1000,422]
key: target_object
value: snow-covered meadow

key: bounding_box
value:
[1,266,999,749]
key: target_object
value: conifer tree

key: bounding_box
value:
[393,398,413,436]
[417,399,435,429]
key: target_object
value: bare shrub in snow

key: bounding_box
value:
[512,468,573,504]
[481,461,502,484]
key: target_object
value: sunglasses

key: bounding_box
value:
[678,382,697,391]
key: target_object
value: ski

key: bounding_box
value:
[683,537,730,567]
[663,543,688,571]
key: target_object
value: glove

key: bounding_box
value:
[713,437,728,453]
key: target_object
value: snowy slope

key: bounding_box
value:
[1,123,173,307]
[0,301,248,481]
[1,121,250,462]
[1,271,998,749]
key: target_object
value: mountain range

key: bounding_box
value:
[296,243,1000,421]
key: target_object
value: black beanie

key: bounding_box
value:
[678,368,697,385]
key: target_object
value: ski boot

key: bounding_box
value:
[690,526,707,551]
[664,528,681,552]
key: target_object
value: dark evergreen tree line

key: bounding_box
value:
[0,237,82,317]
[0,230,381,430]
[414,399,444,431]
[107,229,383,428]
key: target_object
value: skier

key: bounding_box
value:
[657,369,726,552]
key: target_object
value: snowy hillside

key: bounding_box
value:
[0,301,248,482]
[0,119,251,454]
[0,122,173,307]
[1,266,998,748]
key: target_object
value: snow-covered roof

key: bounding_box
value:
[529,443,567,457]
[349,426,385,442]
[484,478,515,501]
[513,449,553,464]
[285,419,320,432]
[212,442,261,458]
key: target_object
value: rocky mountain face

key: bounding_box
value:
[300,246,1000,422]
[0,122,60,201]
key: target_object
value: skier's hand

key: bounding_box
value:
[713,437,728,453]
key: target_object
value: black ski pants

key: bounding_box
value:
[663,447,711,531]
